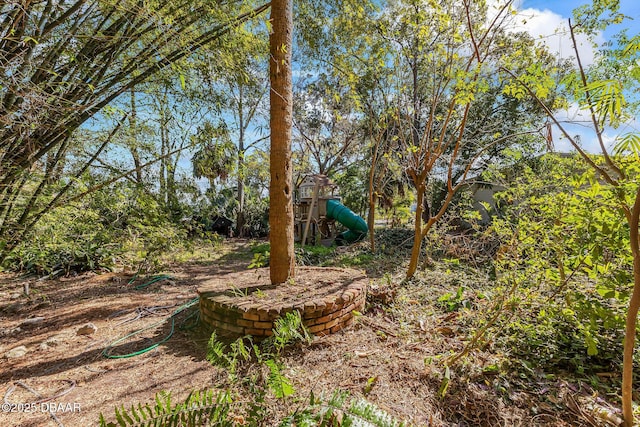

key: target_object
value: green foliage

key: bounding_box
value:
[248,251,270,269]
[2,204,118,275]
[207,311,310,399]
[295,244,336,266]
[206,332,255,381]
[99,389,233,427]
[248,242,271,268]
[265,311,312,355]
[337,252,375,267]
[437,286,470,312]
[99,387,409,427]
[280,390,409,427]
[1,179,202,275]
[573,0,627,33]
[583,79,626,127]
[334,163,369,218]
[250,242,271,254]
[0,0,270,264]
[614,133,640,159]
[265,359,295,398]
[486,154,634,372]
[191,121,237,185]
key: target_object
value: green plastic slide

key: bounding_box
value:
[326,199,368,244]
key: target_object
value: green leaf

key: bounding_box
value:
[585,334,598,356]
[265,359,295,398]
[613,133,640,159]
[438,366,451,398]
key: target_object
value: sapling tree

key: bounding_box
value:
[374,0,556,278]
[195,26,270,236]
[501,2,640,423]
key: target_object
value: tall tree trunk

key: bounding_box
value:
[269,0,295,284]
[368,141,379,252]
[622,188,640,426]
[237,149,246,237]
[159,94,168,205]
[368,192,377,251]
[237,86,246,237]
[129,89,143,184]
[407,181,425,278]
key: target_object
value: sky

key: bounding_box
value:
[513,0,640,153]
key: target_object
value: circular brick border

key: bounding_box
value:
[197,267,367,338]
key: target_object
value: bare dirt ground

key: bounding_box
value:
[0,240,615,426]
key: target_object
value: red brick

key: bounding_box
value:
[205,308,222,320]
[253,321,272,329]
[303,311,323,322]
[322,303,339,315]
[200,313,214,326]
[323,298,336,310]
[280,307,295,315]
[314,312,338,324]
[243,311,260,321]
[308,324,327,334]
[245,328,266,336]
[236,319,254,328]
[257,309,270,321]
[330,322,347,334]
[324,317,340,330]
[342,303,356,316]
[213,296,231,305]
[309,309,325,318]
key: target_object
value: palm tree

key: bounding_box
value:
[268,0,295,284]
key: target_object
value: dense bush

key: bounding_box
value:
[2,184,190,275]
[484,154,635,373]
[3,205,120,275]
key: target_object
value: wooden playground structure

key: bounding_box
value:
[294,174,368,246]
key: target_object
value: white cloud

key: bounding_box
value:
[508,6,604,67]
[501,3,611,154]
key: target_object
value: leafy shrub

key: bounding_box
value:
[494,289,626,373]
[3,205,121,274]
[484,154,635,373]
[295,244,336,266]
[2,183,193,275]
[281,390,410,427]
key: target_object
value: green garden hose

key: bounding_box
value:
[128,273,173,290]
[102,298,199,359]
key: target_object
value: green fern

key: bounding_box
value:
[206,332,255,381]
[266,311,312,354]
[99,389,233,427]
[265,359,295,398]
[347,398,408,427]
[280,390,409,427]
[205,332,228,367]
